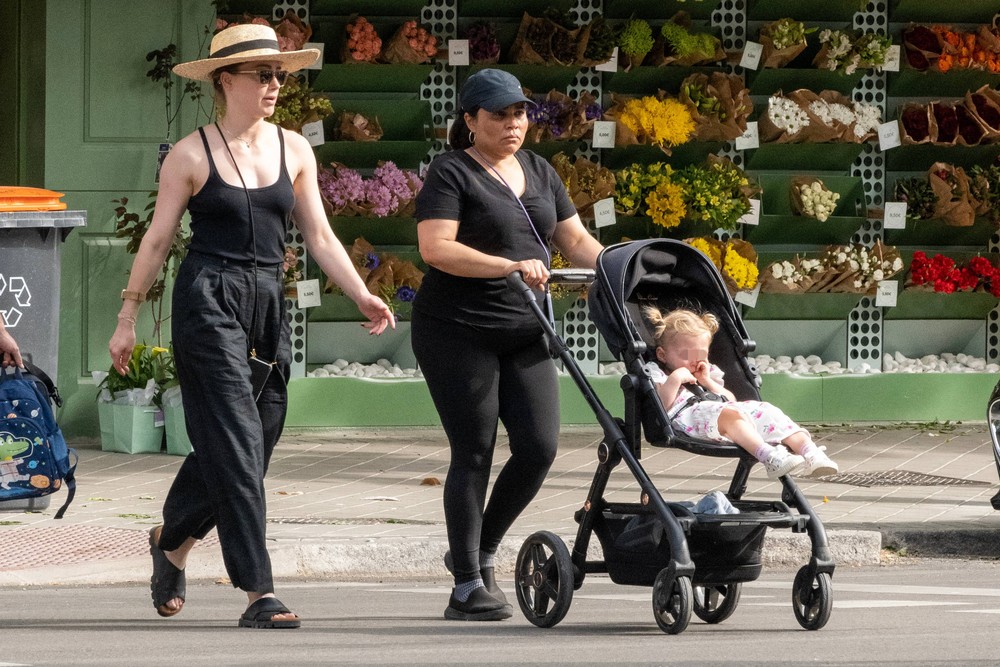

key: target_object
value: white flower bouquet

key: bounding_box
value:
[790,177,841,222]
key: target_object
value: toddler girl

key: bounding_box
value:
[642,306,838,479]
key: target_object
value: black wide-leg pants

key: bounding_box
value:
[158,251,291,594]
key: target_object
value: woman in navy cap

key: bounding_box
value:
[412,68,603,620]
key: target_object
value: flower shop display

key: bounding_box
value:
[813,29,891,73]
[892,162,996,227]
[336,110,383,142]
[613,157,756,233]
[95,344,176,454]
[758,18,812,69]
[525,89,602,142]
[648,13,726,67]
[605,93,696,153]
[790,177,841,222]
[382,20,440,64]
[761,241,903,295]
[317,161,422,217]
[674,156,759,232]
[685,236,759,294]
[899,97,998,147]
[903,23,1000,74]
[464,21,500,64]
[906,251,1000,296]
[342,16,382,63]
[678,72,752,142]
[325,238,424,315]
[509,11,586,66]
[551,152,616,218]
[926,162,982,227]
[758,90,881,143]
[268,74,334,132]
[618,18,655,70]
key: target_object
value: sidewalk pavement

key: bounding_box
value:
[1,423,999,587]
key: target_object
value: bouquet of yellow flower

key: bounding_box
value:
[613,162,686,231]
[605,93,695,155]
[674,156,758,232]
[686,236,759,295]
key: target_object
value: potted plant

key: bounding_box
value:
[96,344,173,454]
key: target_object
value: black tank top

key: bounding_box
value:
[187,125,296,266]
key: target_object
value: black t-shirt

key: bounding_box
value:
[414,149,576,330]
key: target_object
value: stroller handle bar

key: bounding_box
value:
[505,269,596,296]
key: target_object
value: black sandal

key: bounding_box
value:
[148,526,186,618]
[238,597,301,629]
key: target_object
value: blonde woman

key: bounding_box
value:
[108,24,394,629]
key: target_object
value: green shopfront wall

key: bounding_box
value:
[38,0,214,437]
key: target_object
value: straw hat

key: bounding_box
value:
[173,24,320,82]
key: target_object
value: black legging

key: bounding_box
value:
[411,309,560,583]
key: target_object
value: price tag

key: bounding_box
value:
[301,120,325,147]
[154,143,172,185]
[734,283,761,308]
[295,279,322,308]
[595,47,618,73]
[304,42,325,70]
[738,198,761,226]
[446,118,454,146]
[734,121,759,151]
[593,197,617,228]
[883,45,901,72]
[875,280,898,308]
[153,409,165,428]
[878,120,901,151]
[883,201,908,230]
[448,39,470,66]
[591,120,616,149]
[740,41,763,70]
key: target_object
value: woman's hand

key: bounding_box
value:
[109,321,137,376]
[355,293,396,336]
[505,259,550,289]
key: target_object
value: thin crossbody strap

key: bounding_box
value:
[470,147,555,326]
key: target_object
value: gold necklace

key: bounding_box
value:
[219,122,255,149]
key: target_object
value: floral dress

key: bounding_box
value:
[646,362,806,444]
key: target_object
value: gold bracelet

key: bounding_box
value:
[121,289,147,303]
[117,313,137,326]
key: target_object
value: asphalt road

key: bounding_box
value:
[1,558,999,666]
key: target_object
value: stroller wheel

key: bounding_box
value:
[792,567,832,631]
[693,582,742,624]
[515,531,574,628]
[652,570,693,635]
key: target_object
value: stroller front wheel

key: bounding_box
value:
[515,531,574,628]
[792,567,832,630]
[652,570,693,634]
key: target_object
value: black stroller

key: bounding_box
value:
[508,239,835,634]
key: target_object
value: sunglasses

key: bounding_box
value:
[231,69,290,86]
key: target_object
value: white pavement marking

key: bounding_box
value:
[951,609,1000,614]
[749,580,1000,597]
[747,600,970,608]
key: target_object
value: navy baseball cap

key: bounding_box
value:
[460,69,535,113]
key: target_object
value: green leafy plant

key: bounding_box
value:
[619,18,654,59]
[660,21,719,61]
[893,177,936,221]
[111,195,190,345]
[98,344,177,407]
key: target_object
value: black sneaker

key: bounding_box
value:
[444,586,513,621]
[443,551,511,609]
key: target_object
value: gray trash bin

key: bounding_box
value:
[0,209,86,511]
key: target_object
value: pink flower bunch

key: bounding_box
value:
[317,162,423,217]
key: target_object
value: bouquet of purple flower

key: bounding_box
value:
[317,161,423,217]
[526,89,602,142]
[326,237,424,317]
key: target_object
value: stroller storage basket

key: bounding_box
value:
[592,503,772,587]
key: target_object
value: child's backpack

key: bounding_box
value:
[0,363,77,518]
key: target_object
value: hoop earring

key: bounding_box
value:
[468,131,476,145]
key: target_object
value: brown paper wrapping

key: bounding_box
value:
[902,24,947,71]
[899,103,936,145]
[338,111,383,142]
[509,13,556,65]
[552,153,616,218]
[928,162,977,227]
[382,24,436,64]
[759,31,807,69]
[679,72,751,142]
[964,86,1000,142]
[275,10,312,51]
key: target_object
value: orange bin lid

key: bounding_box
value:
[0,186,68,212]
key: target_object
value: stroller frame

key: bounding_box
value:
[509,240,835,634]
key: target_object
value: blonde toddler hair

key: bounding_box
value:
[642,306,719,348]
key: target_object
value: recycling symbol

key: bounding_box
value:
[0,273,31,328]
